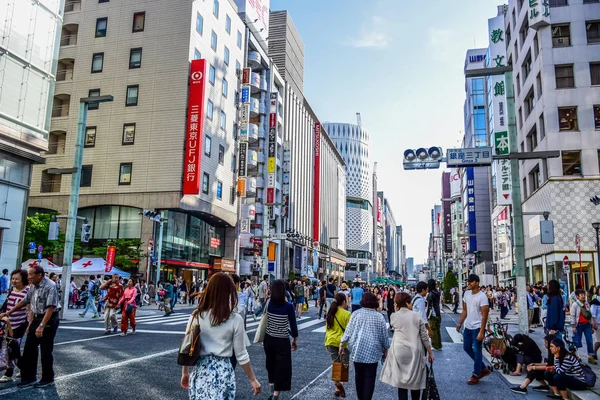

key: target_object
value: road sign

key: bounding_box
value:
[446,148,493,167]
[563,256,570,272]
[271,233,287,240]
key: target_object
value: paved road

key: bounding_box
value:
[0,303,552,400]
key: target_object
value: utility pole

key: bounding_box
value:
[155,211,164,285]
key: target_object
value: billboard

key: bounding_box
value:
[441,172,452,253]
[234,0,270,43]
[183,59,207,195]
[313,123,321,242]
[450,168,461,198]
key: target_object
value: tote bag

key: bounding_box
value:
[177,311,202,366]
[253,300,270,344]
[422,364,440,400]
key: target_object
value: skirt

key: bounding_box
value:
[189,355,236,400]
[264,334,292,391]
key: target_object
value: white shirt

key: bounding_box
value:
[412,293,428,324]
[463,290,489,330]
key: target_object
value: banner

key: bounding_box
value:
[449,168,461,198]
[105,246,116,273]
[183,59,207,195]
[313,123,321,241]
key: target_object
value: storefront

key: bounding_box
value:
[527,253,597,290]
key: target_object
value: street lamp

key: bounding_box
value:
[328,237,339,282]
[593,223,600,282]
[59,95,113,319]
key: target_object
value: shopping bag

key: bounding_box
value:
[331,358,349,383]
[422,364,440,400]
[253,300,270,344]
[302,303,308,312]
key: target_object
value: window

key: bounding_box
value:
[202,173,209,194]
[91,53,104,73]
[522,178,528,198]
[196,13,203,35]
[588,21,600,44]
[209,65,215,85]
[213,0,219,18]
[211,31,217,51]
[126,85,139,106]
[558,107,578,130]
[584,0,600,3]
[562,151,582,176]
[231,154,236,172]
[539,113,546,140]
[220,111,226,130]
[122,123,135,145]
[88,89,100,110]
[552,24,570,47]
[236,60,241,74]
[216,180,223,200]
[132,12,145,32]
[519,18,529,49]
[591,63,600,85]
[233,123,238,140]
[521,51,532,81]
[506,24,512,50]
[237,30,242,49]
[555,65,574,88]
[218,145,225,165]
[529,165,541,193]
[207,100,213,120]
[205,135,212,156]
[85,126,96,148]
[533,34,539,59]
[536,73,543,97]
[81,165,93,187]
[224,46,230,65]
[229,186,235,205]
[550,0,568,5]
[526,125,538,151]
[194,49,201,60]
[95,17,107,37]
[594,105,600,129]
[525,88,536,118]
[129,48,142,69]
[222,78,228,97]
[99,0,109,2]
[119,163,132,185]
[225,15,231,34]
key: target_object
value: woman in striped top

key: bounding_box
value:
[544,338,587,399]
[0,269,30,382]
[263,279,298,400]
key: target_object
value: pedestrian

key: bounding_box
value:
[571,288,597,364]
[181,273,261,399]
[386,288,396,326]
[100,274,124,335]
[427,279,442,350]
[545,279,566,340]
[179,280,187,305]
[0,269,9,306]
[253,274,269,319]
[231,274,248,330]
[163,281,174,316]
[544,338,587,399]
[148,281,156,305]
[340,283,351,305]
[510,334,555,394]
[318,280,327,319]
[380,292,434,400]
[526,285,536,332]
[509,333,543,377]
[499,288,509,319]
[79,277,99,319]
[0,269,30,382]
[141,280,148,307]
[325,293,351,398]
[339,292,390,400]
[325,278,337,312]
[452,286,460,313]
[68,276,77,308]
[591,294,600,360]
[97,276,109,315]
[350,281,364,313]
[171,280,178,311]
[412,282,430,335]
[455,274,492,385]
[118,278,138,336]
[264,279,298,400]
[188,281,196,306]
[2,265,60,388]
[293,279,304,319]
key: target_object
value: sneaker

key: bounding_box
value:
[589,356,598,365]
[120,332,127,336]
[92,315,100,319]
[478,368,492,379]
[131,329,136,335]
[0,375,12,383]
[16,380,36,388]
[104,329,111,335]
[510,386,527,394]
[78,313,84,318]
[15,371,20,378]
[33,380,54,388]
[113,327,118,333]
[546,394,562,399]
[532,385,550,392]
[467,375,480,385]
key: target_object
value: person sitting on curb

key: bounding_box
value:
[510,334,555,394]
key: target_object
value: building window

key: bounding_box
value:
[95,17,107,37]
[558,107,578,130]
[216,180,223,200]
[526,125,538,151]
[129,48,142,69]
[126,85,139,106]
[591,63,600,85]
[88,89,100,110]
[555,64,574,88]
[202,173,209,194]
[196,13,204,35]
[207,100,213,120]
[225,15,231,34]
[231,154,236,172]
[85,126,96,148]
[233,123,238,140]
[218,145,225,165]
[220,111,226,130]
[222,78,228,97]
[236,60,241,74]
[205,135,212,156]
[594,105,600,129]
[539,113,546,140]
[213,0,219,18]
[209,65,215,85]
[224,46,230,65]
[533,34,539,59]
[81,165,93,187]
[521,51,532,81]
[91,53,104,73]
[519,18,529,49]
[132,12,145,32]
[562,151,582,176]
[122,123,135,145]
[211,31,217,51]
[525,88,536,118]
[529,165,541,193]
[522,178,528,199]
[99,0,109,3]
[119,163,132,185]
[587,21,600,44]
[550,0,568,6]
[552,24,570,47]
[229,186,235,205]
[237,30,242,49]
[584,0,600,3]
[194,49,201,60]
[536,73,543,97]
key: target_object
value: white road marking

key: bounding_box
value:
[59,326,183,334]
[139,315,190,325]
[445,327,463,344]
[290,365,333,399]
[55,334,120,346]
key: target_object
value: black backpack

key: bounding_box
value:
[91,281,100,297]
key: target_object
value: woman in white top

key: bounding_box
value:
[181,273,261,399]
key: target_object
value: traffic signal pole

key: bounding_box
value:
[155,211,164,286]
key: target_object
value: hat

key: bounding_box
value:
[467,274,480,283]
[341,283,348,290]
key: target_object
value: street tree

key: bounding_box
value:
[443,269,458,303]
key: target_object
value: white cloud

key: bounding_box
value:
[346,16,390,49]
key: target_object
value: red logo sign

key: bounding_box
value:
[210,238,221,248]
[183,59,207,195]
[242,68,251,85]
[106,246,116,273]
[266,188,274,204]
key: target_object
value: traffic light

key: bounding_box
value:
[402,147,443,170]
[142,210,162,222]
[591,195,600,206]
[48,221,60,241]
[81,224,91,243]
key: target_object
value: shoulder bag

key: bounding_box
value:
[253,299,270,344]
[331,354,349,383]
[177,311,202,366]
[582,363,597,387]
[422,363,440,400]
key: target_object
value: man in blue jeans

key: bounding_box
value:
[456,274,491,385]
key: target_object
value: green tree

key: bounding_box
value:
[443,269,458,303]
[90,239,143,271]
[21,213,82,263]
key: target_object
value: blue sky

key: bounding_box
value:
[269,0,502,263]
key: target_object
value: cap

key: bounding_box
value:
[467,274,480,283]
[341,283,348,290]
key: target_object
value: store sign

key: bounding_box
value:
[528,0,550,29]
[466,167,477,252]
[268,205,274,220]
[239,122,248,142]
[450,168,461,198]
[240,218,250,233]
[301,246,308,276]
[237,178,246,197]
[183,59,207,195]
[267,172,275,187]
[242,68,251,85]
[266,187,274,204]
[442,172,452,253]
[238,142,248,177]
[210,238,221,248]
[241,86,250,103]
[240,103,250,124]
[497,159,512,205]
[313,123,321,242]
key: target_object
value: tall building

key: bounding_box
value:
[324,122,374,281]
[383,196,398,275]
[268,11,304,99]
[407,256,414,276]
[0,1,62,270]
[29,0,247,282]
[396,225,404,278]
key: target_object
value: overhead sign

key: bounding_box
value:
[540,220,554,244]
[447,148,492,167]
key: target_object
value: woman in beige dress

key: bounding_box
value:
[380,292,434,400]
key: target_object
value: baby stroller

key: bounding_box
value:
[73,289,88,309]
[0,318,20,374]
[484,318,517,374]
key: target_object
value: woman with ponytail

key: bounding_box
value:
[325,293,351,397]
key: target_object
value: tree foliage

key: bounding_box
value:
[21,213,81,262]
[90,239,143,271]
[443,269,458,303]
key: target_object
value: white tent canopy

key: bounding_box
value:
[21,259,62,273]
[71,258,130,278]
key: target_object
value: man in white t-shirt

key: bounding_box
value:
[456,274,491,385]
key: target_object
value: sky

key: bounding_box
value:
[269,0,502,263]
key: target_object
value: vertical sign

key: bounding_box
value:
[267,92,277,206]
[313,122,321,242]
[282,141,291,218]
[105,245,116,273]
[466,167,477,252]
[528,0,550,30]
[301,246,308,276]
[442,172,452,253]
[238,142,248,177]
[450,168,461,197]
[183,59,207,195]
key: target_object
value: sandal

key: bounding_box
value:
[338,383,346,398]
[511,371,521,376]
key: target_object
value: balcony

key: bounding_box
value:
[51,94,71,118]
[40,170,61,193]
[248,123,259,143]
[250,72,261,94]
[60,24,78,46]
[248,51,262,70]
[42,131,66,156]
[64,0,81,12]
[260,77,268,92]
[56,59,75,82]
[249,98,260,118]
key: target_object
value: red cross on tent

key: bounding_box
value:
[28,261,39,267]
[47,261,55,267]
[82,261,93,268]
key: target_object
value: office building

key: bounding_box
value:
[269,11,304,99]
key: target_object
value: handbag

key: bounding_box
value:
[422,363,440,400]
[126,304,134,314]
[253,299,270,344]
[331,354,349,383]
[582,363,597,387]
[177,311,202,366]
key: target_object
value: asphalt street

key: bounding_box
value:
[0,303,555,400]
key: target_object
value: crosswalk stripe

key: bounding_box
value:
[246,316,323,334]
[445,327,463,344]
[139,316,190,325]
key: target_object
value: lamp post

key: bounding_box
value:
[593,223,600,285]
[59,95,113,319]
[328,237,339,282]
